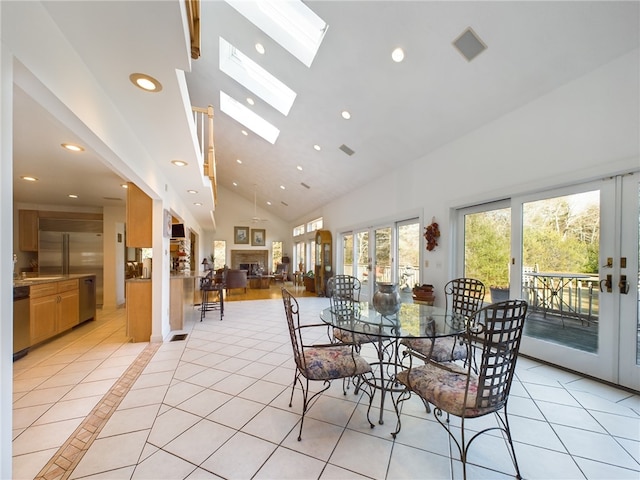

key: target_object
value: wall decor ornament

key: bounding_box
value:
[424,218,440,251]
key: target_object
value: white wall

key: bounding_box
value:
[322,50,640,299]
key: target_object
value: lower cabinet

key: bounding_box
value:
[126,280,152,342]
[30,279,79,345]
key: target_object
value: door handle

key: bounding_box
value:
[599,275,612,293]
[619,275,630,295]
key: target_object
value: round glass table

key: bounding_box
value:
[320,302,467,425]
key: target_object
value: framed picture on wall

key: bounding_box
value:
[234,226,249,244]
[251,228,266,246]
[164,210,172,238]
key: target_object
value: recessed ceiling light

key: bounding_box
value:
[341,110,351,120]
[61,143,84,152]
[193,202,203,206]
[21,176,38,182]
[266,201,272,206]
[241,130,248,136]
[233,182,238,187]
[391,47,405,62]
[68,194,78,199]
[129,73,163,92]
[280,185,285,190]
[255,43,265,54]
[171,160,188,167]
[120,184,128,189]
[246,97,255,106]
[297,165,303,171]
[313,144,321,151]
[187,190,198,194]
[236,159,242,164]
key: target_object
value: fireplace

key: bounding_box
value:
[231,250,269,273]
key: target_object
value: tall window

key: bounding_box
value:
[397,220,420,290]
[212,240,226,270]
[272,240,283,272]
[307,217,323,232]
[295,242,305,272]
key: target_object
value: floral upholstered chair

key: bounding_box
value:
[281,288,373,441]
[392,299,528,479]
[401,277,485,365]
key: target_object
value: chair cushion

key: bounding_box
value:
[401,337,467,362]
[333,328,376,345]
[301,346,371,381]
[396,363,493,418]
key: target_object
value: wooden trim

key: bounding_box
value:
[185,0,201,60]
[37,211,103,221]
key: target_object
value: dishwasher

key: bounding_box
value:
[13,285,30,361]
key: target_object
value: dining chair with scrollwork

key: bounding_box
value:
[281,288,373,441]
[392,299,528,479]
[327,275,377,348]
[200,268,226,321]
[402,277,485,365]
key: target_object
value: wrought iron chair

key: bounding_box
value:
[401,278,485,363]
[392,299,528,479]
[200,268,225,321]
[327,275,377,348]
[281,288,373,441]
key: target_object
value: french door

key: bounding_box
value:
[458,173,639,389]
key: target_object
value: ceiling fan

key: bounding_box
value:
[246,185,268,224]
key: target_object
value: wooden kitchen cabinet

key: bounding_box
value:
[29,279,79,345]
[126,280,152,342]
[126,182,153,247]
[19,209,39,252]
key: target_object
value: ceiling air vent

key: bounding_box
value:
[339,144,355,156]
[103,197,123,201]
[281,201,289,207]
[453,27,487,62]
[301,182,310,189]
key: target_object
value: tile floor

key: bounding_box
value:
[12,295,640,479]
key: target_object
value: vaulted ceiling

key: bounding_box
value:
[11,1,639,230]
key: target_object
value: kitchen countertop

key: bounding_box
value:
[13,273,96,288]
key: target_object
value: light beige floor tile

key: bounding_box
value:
[237,379,286,405]
[200,432,277,479]
[254,445,326,480]
[34,394,103,425]
[13,384,74,409]
[131,448,198,480]
[164,419,236,465]
[320,463,372,479]
[184,367,229,388]
[70,430,150,479]
[118,385,169,410]
[13,403,51,429]
[210,373,256,396]
[163,380,206,407]
[147,407,201,448]
[98,403,160,438]
[329,429,393,480]
[82,364,130,382]
[131,370,175,390]
[282,417,345,461]
[241,405,300,444]
[516,442,585,479]
[62,378,115,401]
[12,417,83,456]
[177,388,233,417]
[206,396,265,429]
[12,447,59,480]
[386,442,452,480]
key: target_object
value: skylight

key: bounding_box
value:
[220,91,280,144]
[219,37,296,116]
[224,0,328,67]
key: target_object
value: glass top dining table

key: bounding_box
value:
[319,302,467,340]
[320,302,468,426]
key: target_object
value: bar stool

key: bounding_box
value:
[200,269,225,321]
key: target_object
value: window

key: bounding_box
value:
[272,240,283,272]
[295,242,305,272]
[397,220,420,290]
[306,217,323,232]
[212,240,226,270]
[293,224,305,236]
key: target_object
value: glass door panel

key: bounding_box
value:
[355,230,371,301]
[342,233,354,276]
[521,190,600,353]
[398,221,420,292]
[374,227,392,284]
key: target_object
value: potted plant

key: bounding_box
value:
[303,270,316,293]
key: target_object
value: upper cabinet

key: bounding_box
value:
[126,182,152,247]
[19,210,39,252]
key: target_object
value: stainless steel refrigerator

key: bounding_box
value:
[38,218,104,306]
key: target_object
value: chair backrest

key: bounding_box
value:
[327,275,361,319]
[444,278,485,317]
[200,270,215,289]
[468,299,528,411]
[281,288,305,372]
